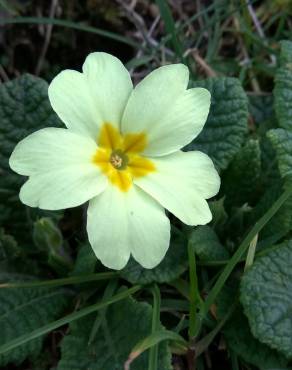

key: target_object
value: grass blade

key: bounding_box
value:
[202,186,292,316]
[88,279,118,345]
[148,285,161,370]
[155,0,184,61]
[0,285,141,355]
[0,272,118,289]
[125,330,187,370]
[0,17,139,48]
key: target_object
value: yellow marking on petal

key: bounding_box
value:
[92,147,110,163]
[92,123,155,192]
[128,156,156,178]
[123,132,147,153]
[109,170,132,192]
[98,123,122,150]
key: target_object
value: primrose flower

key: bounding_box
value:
[9,53,220,270]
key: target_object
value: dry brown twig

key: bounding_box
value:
[232,16,261,93]
[184,48,217,78]
[245,0,276,65]
[115,0,173,59]
[35,0,59,75]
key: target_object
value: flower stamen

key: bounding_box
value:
[110,149,129,170]
[93,123,155,191]
[110,153,122,168]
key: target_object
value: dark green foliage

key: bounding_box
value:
[248,94,274,126]
[268,129,292,184]
[274,41,292,131]
[189,225,229,261]
[57,295,172,370]
[222,139,261,207]
[33,218,73,274]
[0,275,71,366]
[187,77,248,171]
[217,280,289,369]
[0,229,21,262]
[121,235,188,285]
[0,74,61,240]
[71,243,97,276]
[240,241,292,358]
[1,10,292,368]
[249,182,292,242]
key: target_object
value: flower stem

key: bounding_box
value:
[187,239,201,339]
[148,284,161,370]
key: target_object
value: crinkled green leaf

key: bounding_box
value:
[260,134,281,188]
[274,40,292,131]
[189,225,229,261]
[120,235,188,285]
[208,197,228,235]
[0,74,61,237]
[217,280,288,369]
[248,94,274,126]
[268,128,292,183]
[57,294,172,370]
[249,182,292,242]
[187,77,248,170]
[240,240,292,358]
[71,243,97,276]
[0,274,71,366]
[223,139,261,207]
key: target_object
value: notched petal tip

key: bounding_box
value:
[135,255,165,270]
[96,253,130,270]
[211,169,221,198]
[8,148,18,174]
[190,87,211,106]
[19,180,38,208]
[8,139,32,176]
[82,52,125,72]
[48,69,78,101]
[156,63,189,86]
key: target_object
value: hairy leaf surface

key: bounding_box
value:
[188,77,248,170]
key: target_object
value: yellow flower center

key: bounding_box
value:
[92,123,155,192]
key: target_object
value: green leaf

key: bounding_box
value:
[126,330,187,369]
[189,225,229,262]
[120,235,188,285]
[208,198,229,239]
[0,74,61,238]
[260,134,281,188]
[248,94,274,126]
[0,276,71,366]
[201,186,292,316]
[250,182,292,241]
[0,286,140,356]
[57,294,172,370]
[71,243,97,276]
[240,240,292,358]
[217,280,288,369]
[0,229,21,262]
[268,128,292,183]
[155,0,184,61]
[222,139,261,207]
[188,77,248,170]
[33,218,73,274]
[274,40,292,130]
